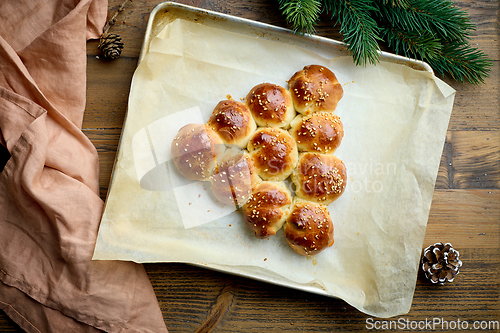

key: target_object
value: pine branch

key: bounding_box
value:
[428,41,492,84]
[278,0,322,34]
[377,0,474,42]
[381,26,442,61]
[277,0,492,84]
[376,0,411,8]
[323,0,382,66]
[376,1,491,84]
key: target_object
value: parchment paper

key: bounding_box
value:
[93,17,455,318]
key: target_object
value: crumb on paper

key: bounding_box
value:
[189,202,192,205]
[264,258,267,261]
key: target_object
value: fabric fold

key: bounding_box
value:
[0,0,168,332]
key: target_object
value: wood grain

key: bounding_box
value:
[436,130,500,189]
[425,189,499,248]
[1,0,499,332]
[144,246,499,332]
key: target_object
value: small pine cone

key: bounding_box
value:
[98,33,124,60]
[422,242,462,285]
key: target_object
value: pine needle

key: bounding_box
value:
[377,0,411,8]
[378,0,474,42]
[428,41,492,84]
[324,0,382,66]
[279,0,322,34]
[381,26,442,61]
[277,0,492,84]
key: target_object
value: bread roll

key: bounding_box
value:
[247,127,298,181]
[207,100,257,148]
[242,181,292,239]
[284,198,334,256]
[171,123,226,181]
[210,149,260,206]
[289,112,343,154]
[245,83,295,128]
[292,152,347,205]
[288,65,343,115]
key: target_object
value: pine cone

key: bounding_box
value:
[98,33,124,60]
[422,242,462,285]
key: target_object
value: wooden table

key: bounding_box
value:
[1,0,499,332]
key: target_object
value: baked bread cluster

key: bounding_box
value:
[171,65,346,256]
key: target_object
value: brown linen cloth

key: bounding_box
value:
[0,0,168,332]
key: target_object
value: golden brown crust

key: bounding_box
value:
[247,127,298,181]
[207,100,257,148]
[245,83,295,128]
[210,149,260,206]
[284,199,334,256]
[242,181,292,239]
[292,153,347,205]
[288,65,343,115]
[289,112,344,154]
[170,65,346,256]
[171,123,226,181]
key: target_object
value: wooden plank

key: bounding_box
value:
[1,0,498,332]
[443,64,500,132]
[145,246,499,331]
[425,189,500,248]
[86,5,499,331]
[83,56,136,130]
[436,130,500,189]
[455,0,500,60]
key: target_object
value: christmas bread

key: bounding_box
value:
[207,99,257,148]
[288,64,343,115]
[247,127,298,182]
[291,152,347,205]
[289,112,344,154]
[171,64,346,256]
[210,149,260,206]
[284,199,334,256]
[171,123,226,181]
[242,181,293,239]
[245,83,295,128]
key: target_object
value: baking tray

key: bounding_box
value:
[123,2,435,298]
